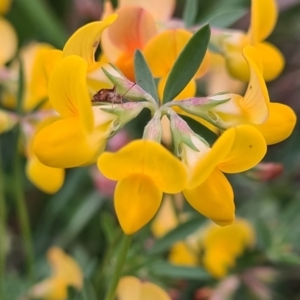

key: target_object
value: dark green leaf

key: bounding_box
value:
[149,261,209,280]
[148,217,204,255]
[183,0,198,27]
[163,24,210,103]
[134,50,159,103]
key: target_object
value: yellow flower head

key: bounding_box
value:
[33,55,117,168]
[97,139,187,234]
[182,125,266,225]
[214,0,284,81]
[28,247,83,300]
[117,276,171,300]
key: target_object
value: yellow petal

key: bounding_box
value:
[33,117,107,168]
[184,168,234,226]
[0,0,11,14]
[0,109,17,133]
[143,29,192,77]
[28,277,68,300]
[26,156,65,194]
[240,46,269,124]
[63,14,118,69]
[141,282,171,300]
[48,55,93,133]
[42,49,63,81]
[98,140,187,193]
[255,42,285,81]
[47,247,83,289]
[118,0,175,22]
[253,102,297,145]
[169,242,198,267]
[218,125,266,173]
[248,0,277,44]
[115,174,162,234]
[158,75,196,101]
[0,17,17,65]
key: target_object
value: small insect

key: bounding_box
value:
[92,82,138,105]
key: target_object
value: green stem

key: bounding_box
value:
[104,234,132,300]
[0,142,6,299]
[15,0,67,48]
[14,126,34,280]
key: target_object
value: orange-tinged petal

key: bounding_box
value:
[26,156,65,194]
[143,29,192,77]
[33,117,107,168]
[118,0,175,22]
[255,42,285,81]
[49,55,93,133]
[184,168,234,226]
[47,247,83,289]
[240,46,269,124]
[63,14,118,69]
[0,17,17,65]
[158,75,196,101]
[169,242,198,267]
[115,51,135,81]
[115,174,162,234]
[253,102,296,145]
[218,125,266,173]
[98,140,187,193]
[248,0,277,44]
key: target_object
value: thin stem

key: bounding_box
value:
[104,234,132,300]
[0,141,6,299]
[14,126,34,280]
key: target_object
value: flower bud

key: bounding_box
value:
[247,162,283,181]
[143,111,163,142]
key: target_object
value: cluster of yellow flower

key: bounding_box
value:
[0,0,297,298]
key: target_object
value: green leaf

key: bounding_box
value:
[148,217,204,255]
[100,212,118,246]
[81,279,98,300]
[16,57,25,115]
[134,50,159,103]
[183,0,198,27]
[163,24,210,103]
[149,261,209,280]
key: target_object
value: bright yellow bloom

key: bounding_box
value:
[143,28,210,100]
[169,219,255,278]
[28,247,83,300]
[97,139,187,234]
[26,117,65,194]
[2,42,53,112]
[101,6,157,81]
[117,276,171,300]
[182,125,266,225]
[207,46,296,145]
[33,55,117,168]
[213,0,284,81]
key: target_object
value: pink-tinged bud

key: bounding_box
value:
[194,287,213,300]
[107,129,131,152]
[247,162,283,182]
[90,167,116,198]
[143,111,162,142]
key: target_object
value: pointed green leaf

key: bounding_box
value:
[183,0,198,27]
[134,49,159,103]
[163,24,210,103]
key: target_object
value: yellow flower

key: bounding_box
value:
[213,0,284,81]
[28,247,83,300]
[2,42,53,112]
[182,125,266,225]
[143,28,210,100]
[169,219,255,278]
[33,55,117,168]
[0,0,11,14]
[101,6,157,81]
[117,276,171,300]
[97,139,187,234]
[207,46,296,145]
